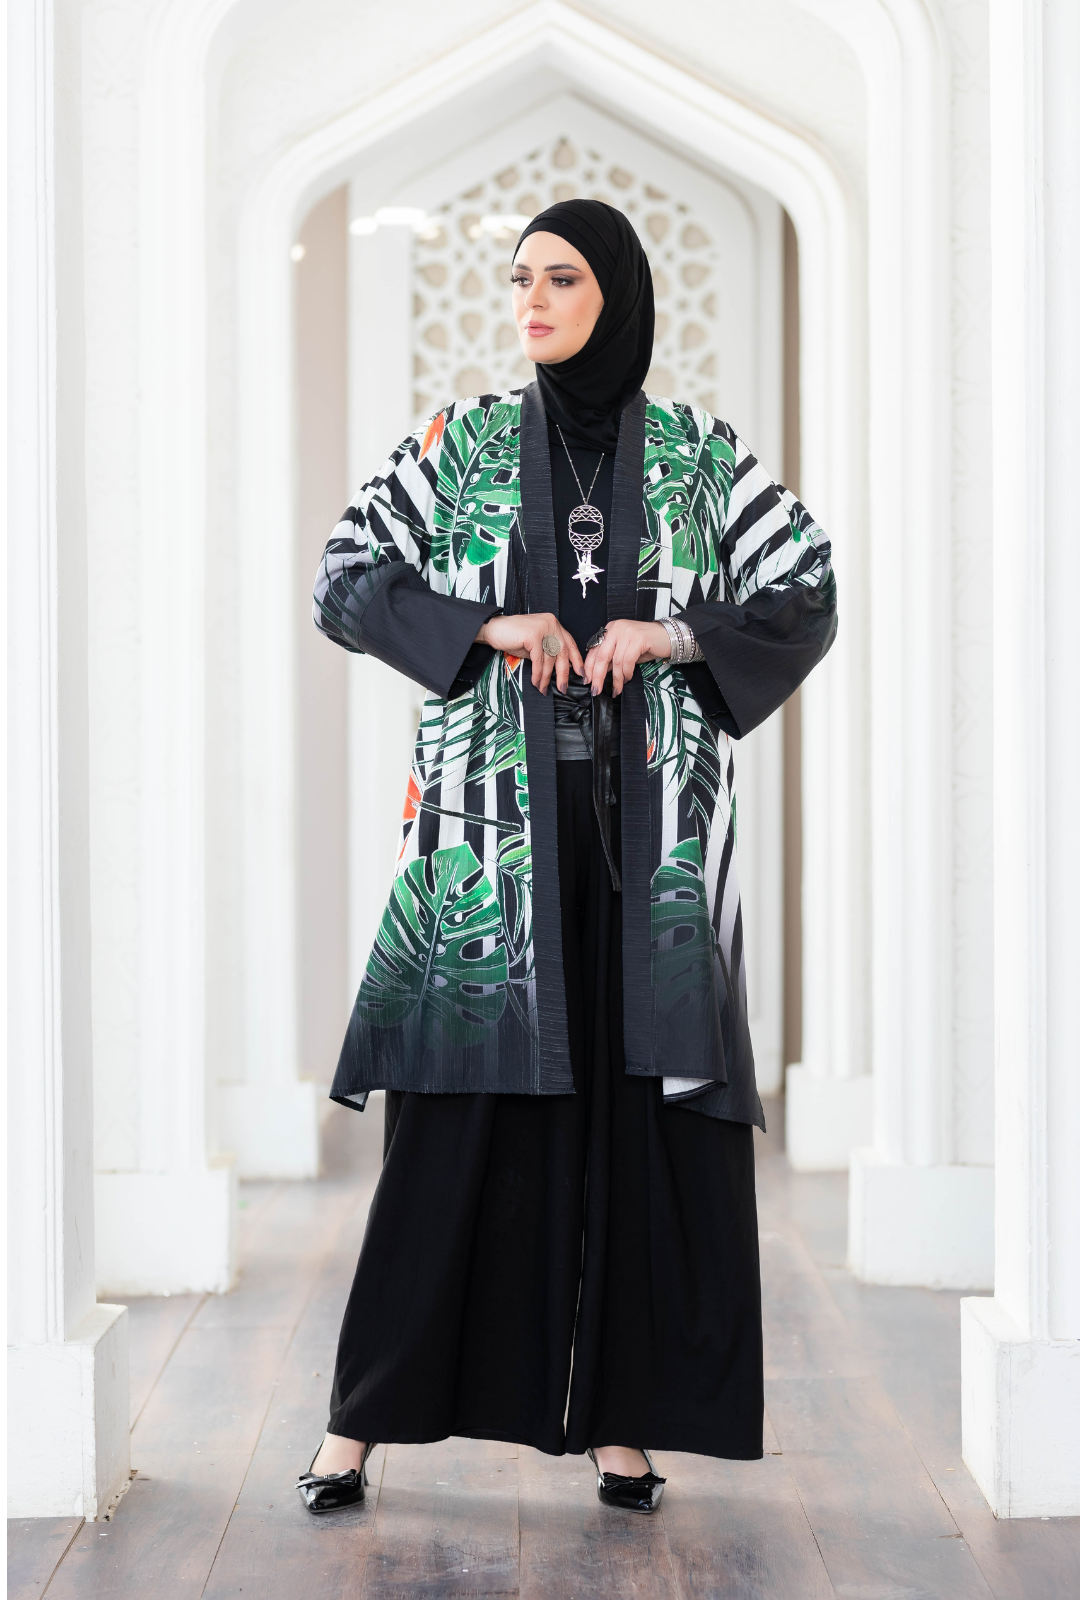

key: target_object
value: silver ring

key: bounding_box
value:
[542,634,562,657]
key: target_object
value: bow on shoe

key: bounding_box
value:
[296,1440,376,1514]
[586,1448,666,1514]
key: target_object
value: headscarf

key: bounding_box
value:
[514,199,654,452]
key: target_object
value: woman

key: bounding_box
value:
[300,199,836,1515]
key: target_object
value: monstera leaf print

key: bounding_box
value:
[642,402,728,586]
[363,479,435,569]
[642,666,724,829]
[650,838,715,1009]
[415,655,526,802]
[495,831,532,962]
[359,842,508,1045]
[433,402,520,576]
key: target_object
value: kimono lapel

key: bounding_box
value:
[517,383,572,1092]
[607,392,657,1074]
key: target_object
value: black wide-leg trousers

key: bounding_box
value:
[327,760,764,1460]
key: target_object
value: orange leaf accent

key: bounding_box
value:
[402,771,421,823]
[647,739,656,762]
[505,654,522,672]
[420,411,445,460]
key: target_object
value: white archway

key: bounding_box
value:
[14,0,1072,1523]
[229,1,861,1183]
[108,0,970,1288]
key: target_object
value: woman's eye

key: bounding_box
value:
[551,276,576,287]
[510,275,529,286]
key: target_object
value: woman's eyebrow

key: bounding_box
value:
[545,262,582,272]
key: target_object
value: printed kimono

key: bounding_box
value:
[313,384,836,1127]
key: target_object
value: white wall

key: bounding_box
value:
[844,0,996,1291]
[61,0,1055,1507]
[292,187,350,1086]
[76,0,910,1272]
[16,0,1080,1522]
[209,3,870,1169]
[960,0,1080,1519]
[7,0,129,1518]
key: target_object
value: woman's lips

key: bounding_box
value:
[524,322,554,335]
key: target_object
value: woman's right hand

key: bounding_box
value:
[476,613,584,695]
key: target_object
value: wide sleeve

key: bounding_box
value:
[678,427,837,738]
[313,411,499,699]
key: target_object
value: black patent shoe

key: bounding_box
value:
[586,1448,666,1514]
[296,1439,376,1514]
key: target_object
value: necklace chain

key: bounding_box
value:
[556,426,604,507]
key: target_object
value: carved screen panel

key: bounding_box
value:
[411,135,726,425]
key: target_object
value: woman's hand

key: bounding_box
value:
[583,619,671,697]
[476,613,585,695]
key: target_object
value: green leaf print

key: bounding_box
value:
[495,830,533,963]
[642,665,724,826]
[434,403,520,575]
[416,654,525,792]
[642,401,730,587]
[651,837,715,1006]
[359,842,508,1044]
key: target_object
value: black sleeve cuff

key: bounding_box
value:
[342,565,500,699]
[680,581,837,738]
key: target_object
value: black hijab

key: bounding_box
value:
[514,199,654,452]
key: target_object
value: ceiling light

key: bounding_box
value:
[374,206,429,228]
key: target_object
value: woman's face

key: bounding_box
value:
[511,232,604,365]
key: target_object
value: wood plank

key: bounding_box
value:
[50,1114,382,1600]
[820,1268,1080,1597]
[517,1446,679,1600]
[361,1437,520,1599]
[767,1374,995,1599]
[44,1456,253,1600]
[190,1180,364,1337]
[46,1321,292,1597]
[784,1172,848,1270]
[652,1450,835,1600]
[7,1517,83,1600]
[200,1441,387,1599]
[130,1325,292,1454]
[36,1092,1080,1600]
[202,1254,386,1600]
[120,1294,205,1424]
[757,1222,869,1382]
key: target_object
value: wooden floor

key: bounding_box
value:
[10,1098,1080,1600]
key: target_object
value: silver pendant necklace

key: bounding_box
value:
[556,425,606,599]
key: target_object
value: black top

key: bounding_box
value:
[549,423,614,655]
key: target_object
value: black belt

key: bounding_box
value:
[552,679,621,892]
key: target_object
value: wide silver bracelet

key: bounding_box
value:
[660,616,705,666]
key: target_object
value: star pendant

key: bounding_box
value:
[574,549,604,598]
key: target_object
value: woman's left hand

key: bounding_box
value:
[582,619,671,697]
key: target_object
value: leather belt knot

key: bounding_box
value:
[552,678,621,893]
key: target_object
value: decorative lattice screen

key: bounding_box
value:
[411,135,722,424]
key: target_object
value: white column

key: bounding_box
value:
[828,5,994,1288]
[93,0,238,1278]
[6,0,129,1517]
[732,191,784,1097]
[961,0,1080,1518]
[345,208,424,997]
